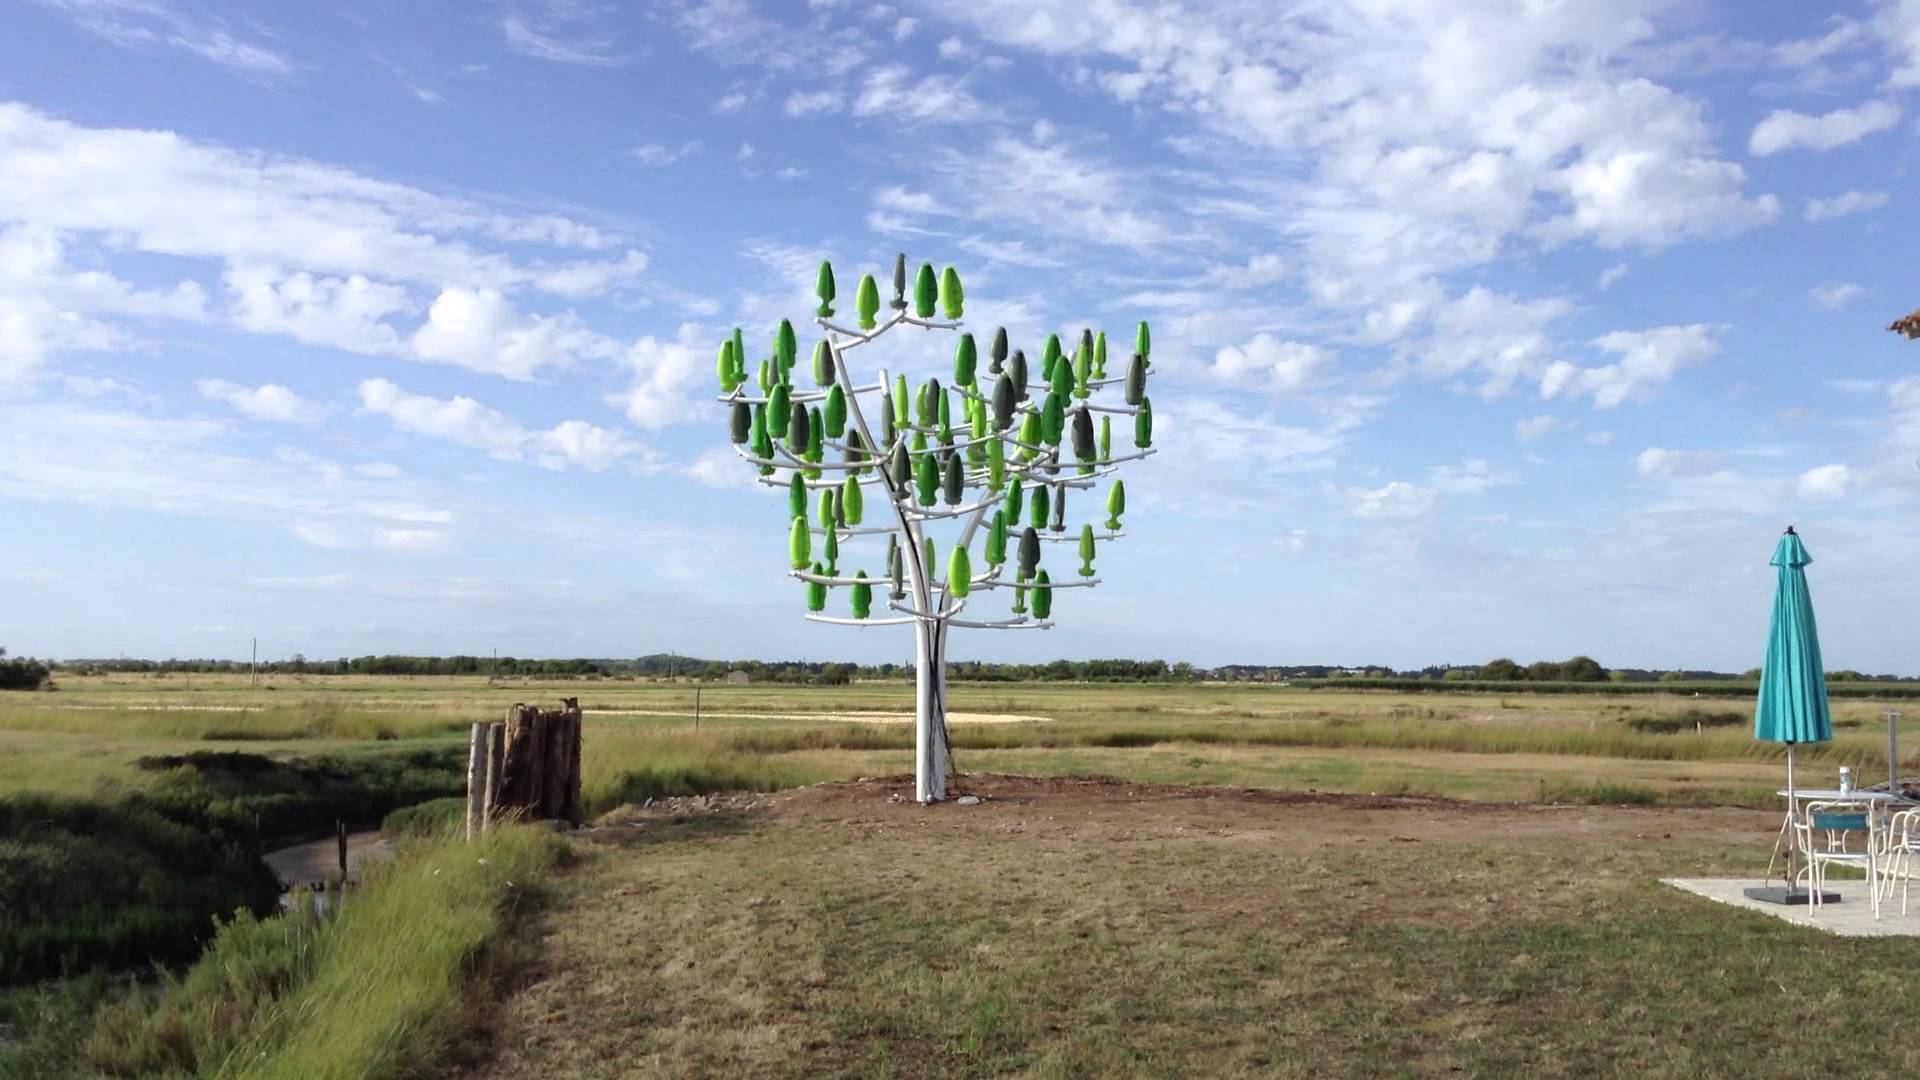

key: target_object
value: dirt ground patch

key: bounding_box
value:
[588,709,1051,724]
[594,771,1774,847]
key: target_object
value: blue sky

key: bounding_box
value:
[2,0,1918,671]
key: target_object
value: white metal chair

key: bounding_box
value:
[1879,808,1917,916]
[1791,801,1883,919]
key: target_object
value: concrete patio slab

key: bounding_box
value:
[1664,878,1920,937]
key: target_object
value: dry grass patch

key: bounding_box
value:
[462,776,1920,1079]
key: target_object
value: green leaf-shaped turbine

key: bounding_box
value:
[789,517,811,569]
[813,340,833,386]
[948,543,972,598]
[788,471,807,520]
[915,451,938,506]
[775,319,797,374]
[718,338,740,393]
[807,563,827,612]
[914,263,938,318]
[1125,353,1147,406]
[942,453,963,506]
[856,274,880,330]
[815,261,836,318]
[729,401,751,444]
[940,266,964,320]
[1078,524,1096,577]
[769,384,792,436]
[986,510,1008,565]
[1032,570,1053,619]
[1105,480,1125,530]
[954,333,977,386]
[851,571,871,619]
[824,385,847,439]
[1135,397,1153,449]
[841,476,863,525]
[1030,484,1050,530]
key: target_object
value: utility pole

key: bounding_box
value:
[250,637,257,686]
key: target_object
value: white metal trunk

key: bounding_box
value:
[913,619,949,803]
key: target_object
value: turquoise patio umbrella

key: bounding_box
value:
[1754,527,1832,897]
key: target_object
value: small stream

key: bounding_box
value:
[262,830,390,891]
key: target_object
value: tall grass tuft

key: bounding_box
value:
[85,825,563,1080]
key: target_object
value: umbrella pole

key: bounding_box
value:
[1786,744,1797,893]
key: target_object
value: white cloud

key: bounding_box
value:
[34,0,292,74]
[893,16,918,41]
[1278,528,1308,552]
[784,89,844,117]
[1806,190,1889,221]
[852,66,989,124]
[1211,334,1325,390]
[686,447,757,490]
[1350,481,1435,520]
[632,140,702,166]
[357,378,638,470]
[1515,414,1559,441]
[1428,459,1515,494]
[0,402,468,549]
[1419,286,1572,399]
[0,104,623,292]
[1542,324,1723,408]
[0,223,208,387]
[1634,447,1721,478]
[1811,282,1866,310]
[410,287,619,380]
[1586,430,1615,446]
[356,462,402,479]
[196,379,311,422]
[1797,463,1851,499]
[1205,254,1287,288]
[501,13,623,66]
[713,90,750,113]
[373,527,451,553]
[1749,100,1900,155]
[1598,263,1629,290]
[612,325,706,428]
[223,265,410,354]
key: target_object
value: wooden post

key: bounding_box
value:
[336,820,348,889]
[694,685,701,731]
[562,699,584,824]
[494,700,585,825]
[481,722,504,830]
[465,720,488,840]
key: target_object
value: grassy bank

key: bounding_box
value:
[5,826,564,1080]
[1,746,466,986]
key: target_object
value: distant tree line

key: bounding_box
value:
[35,652,1920,684]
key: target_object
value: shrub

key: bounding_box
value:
[0,648,49,691]
[0,795,281,984]
[1625,709,1745,735]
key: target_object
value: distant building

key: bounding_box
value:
[724,670,751,685]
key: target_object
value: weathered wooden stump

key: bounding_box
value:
[465,698,583,835]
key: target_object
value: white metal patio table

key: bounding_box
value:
[1749,790,1898,905]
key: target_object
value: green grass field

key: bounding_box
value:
[4,673,1918,1077]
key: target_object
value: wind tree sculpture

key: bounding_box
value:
[715,255,1157,803]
